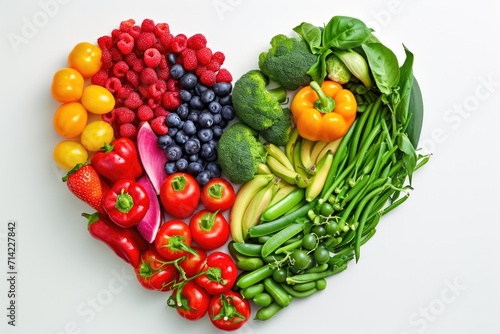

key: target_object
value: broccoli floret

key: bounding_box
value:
[260,107,293,147]
[217,122,267,184]
[325,54,351,84]
[232,69,287,131]
[258,34,318,90]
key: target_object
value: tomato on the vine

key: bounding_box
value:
[189,210,229,251]
[200,177,235,213]
[195,251,238,295]
[208,291,250,331]
[68,42,102,78]
[155,220,198,261]
[178,246,207,279]
[134,247,178,291]
[51,67,85,103]
[168,280,210,321]
[160,173,200,219]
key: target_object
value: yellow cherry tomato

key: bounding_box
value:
[53,140,89,171]
[80,120,114,152]
[53,102,88,138]
[81,85,116,115]
[51,67,85,103]
[68,42,103,78]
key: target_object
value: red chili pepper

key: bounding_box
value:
[103,179,150,228]
[82,212,147,267]
[90,137,143,183]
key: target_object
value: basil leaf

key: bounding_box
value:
[396,45,414,126]
[293,22,322,54]
[397,133,417,184]
[362,42,400,95]
[306,49,332,85]
[322,16,371,50]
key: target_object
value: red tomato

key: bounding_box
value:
[169,281,210,321]
[178,246,207,279]
[195,251,238,295]
[189,210,230,251]
[160,173,200,219]
[200,177,235,213]
[209,291,250,331]
[134,247,178,292]
[155,220,197,261]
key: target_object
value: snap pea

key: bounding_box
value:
[305,263,329,274]
[291,281,316,292]
[280,283,318,298]
[241,283,264,299]
[236,264,274,289]
[253,292,273,307]
[275,239,303,255]
[286,268,338,285]
[254,302,283,321]
[264,277,292,307]
[232,242,263,257]
[261,222,306,258]
[228,241,264,271]
[261,187,305,222]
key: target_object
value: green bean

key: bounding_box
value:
[348,97,379,163]
[236,264,274,289]
[261,222,306,258]
[241,283,264,299]
[254,302,283,321]
[264,277,292,307]
[280,282,318,298]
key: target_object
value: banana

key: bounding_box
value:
[300,138,316,170]
[292,139,312,188]
[264,142,295,172]
[266,155,300,185]
[241,179,280,237]
[316,138,342,164]
[305,149,334,202]
[310,140,329,165]
[256,162,272,175]
[284,127,300,167]
[230,174,273,243]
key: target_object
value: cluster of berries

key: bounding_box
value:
[92,18,233,138]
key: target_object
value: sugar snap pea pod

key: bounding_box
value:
[262,253,286,264]
[236,264,274,289]
[253,292,273,307]
[249,200,317,238]
[228,241,264,271]
[254,302,283,321]
[261,222,307,258]
[286,267,339,285]
[280,282,318,298]
[305,263,329,274]
[264,277,292,307]
[241,283,265,299]
[291,281,316,292]
[275,239,303,254]
[232,242,263,257]
[261,187,306,222]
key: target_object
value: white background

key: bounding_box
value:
[1,0,500,333]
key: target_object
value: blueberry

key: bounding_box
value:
[200,143,214,158]
[218,119,228,129]
[167,53,177,65]
[179,90,192,102]
[164,161,177,174]
[201,89,216,104]
[204,150,217,162]
[174,130,189,145]
[157,134,173,150]
[166,113,182,127]
[198,128,213,142]
[212,125,223,139]
[180,73,198,90]
[221,105,235,121]
[187,162,204,175]
[168,127,178,137]
[166,144,183,161]
[188,154,199,162]
[175,158,189,172]
[189,96,204,110]
[205,162,221,178]
[187,111,199,123]
[212,113,222,125]
[208,139,218,149]
[184,138,200,155]
[182,120,197,136]
[208,101,222,114]
[198,111,214,128]
[213,82,232,96]
[218,94,232,106]
[170,64,185,79]
[177,103,190,120]
[196,170,212,187]
[193,83,208,96]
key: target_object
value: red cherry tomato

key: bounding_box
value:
[189,210,230,251]
[169,281,210,321]
[200,177,235,213]
[178,246,207,279]
[160,173,200,219]
[208,291,250,331]
[154,220,197,261]
[134,247,178,291]
[195,251,238,295]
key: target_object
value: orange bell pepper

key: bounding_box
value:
[290,80,357,142]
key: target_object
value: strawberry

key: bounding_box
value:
[62,163,108,214]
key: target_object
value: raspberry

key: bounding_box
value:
[166,78,180,92]
[140,67,158,85]
[115,107,136,124]
[131,59,145,73]
[159,33,174,50]
[163,91,181,110]
[149,80,167,99]
[156,67,171,81]
[138,85,152,99]
[124,92,143,109]
[117,33,134,55]
[112,60,129,78]
[154,106,169,117]
[215,68,233,83]
[147,97,161,110]
[181,48,198,71]
[158,54,168,69]
[211,51,225,65]
[136,32,156,51]
[91,69,109,86]
[150,116,168,136]
[137,105,154,121]
[152,41,166,55]
[187,33,207,50]
[154,23,170,37]
[206,59,221,72]
[117,85,133,99]
[124,52,137,66]
[100,48,113,65]
[195,65,207,77]
[119,123,138,138]
[170,34,188,53]
[200,70,216,87]
[129,25,141,39]
[111,29,121,39]
[125,70,140,87]
[101,109,116,124]
[105,77,122,94]
[143,48,161,68]
[97,35,113,50]
[119,19,136,32]
[140,18,155,32]
[196,47,212,65]
[109,47,124,62]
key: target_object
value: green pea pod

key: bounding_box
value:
[254,302,283,321]
[236,264,274,289]
[232,242,263,257]
[280,282,318,299]
[253,292,273,307]
[261,222,307,258]
[241,283,265,299]
[264,277,292,307]
[291,281,316,292]
[228,241,264,271]
[261,187,306,222]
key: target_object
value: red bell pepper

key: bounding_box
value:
[91,137,143,183]
[82,212,147,267]
[103,179,150,228]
